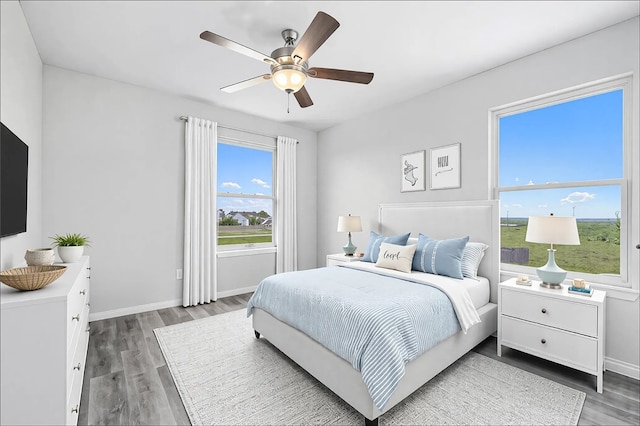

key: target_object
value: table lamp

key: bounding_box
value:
[525,214,580,289]
[337,214,362,256]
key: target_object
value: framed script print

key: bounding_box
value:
[430,143,461,190]
[401,150,426,192]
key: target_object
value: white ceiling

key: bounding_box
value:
[20,1,639,132]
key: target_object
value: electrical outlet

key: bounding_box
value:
[176,269,183,280]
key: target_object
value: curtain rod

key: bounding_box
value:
[179,115,291,141]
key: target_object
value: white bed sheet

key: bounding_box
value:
[339,262,490,309]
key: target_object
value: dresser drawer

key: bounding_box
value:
[501,316,598,373]
[67,304,90,400]
[501,288,598,336]
[68,300,90,365]
[66,279,89,351]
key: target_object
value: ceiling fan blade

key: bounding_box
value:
[221,74,271,93]
[308,68,374,84]
[291,12,340,63]
[200,31,277,66]
[294,86,313,108]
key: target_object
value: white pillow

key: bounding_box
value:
[461,242,489,279]
[375,243,417,273]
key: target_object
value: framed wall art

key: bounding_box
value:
[401,150,426,192]
[430,143,461,190]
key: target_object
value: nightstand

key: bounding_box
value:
[326,253,362,267]
[497,277,606,393]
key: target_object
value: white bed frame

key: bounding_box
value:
[252,200,500,425]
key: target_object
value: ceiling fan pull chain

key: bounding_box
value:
[287,92,290,114]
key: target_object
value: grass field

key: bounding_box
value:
[500,219,620,275]
[218,227,272,245]
[217,221,620,275]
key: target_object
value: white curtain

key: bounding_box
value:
[183,117,217,306]
[276,136,298,273]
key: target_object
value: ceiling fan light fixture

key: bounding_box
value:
[272,65,307,93]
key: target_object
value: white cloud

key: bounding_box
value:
[527,180,535,185]
[221,182,241,189]
[252,178,271,188]
[560,192,596,204]
[514,177,520,183]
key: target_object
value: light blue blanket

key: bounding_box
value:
[246,265,464,411]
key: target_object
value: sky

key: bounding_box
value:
[216,90,623,220]
[499,89,622,219]
[217,143,274,216]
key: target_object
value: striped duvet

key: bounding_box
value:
[246,264,481,411]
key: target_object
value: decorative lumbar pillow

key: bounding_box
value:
[361,231,411,263]
[376,243,417,273]
[461,242,489,279]
[412,234,469,279]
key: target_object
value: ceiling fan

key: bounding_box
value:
[200,11,374,109]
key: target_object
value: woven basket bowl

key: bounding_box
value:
[0,265,67,291]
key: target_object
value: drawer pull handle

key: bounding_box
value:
[71,405,79,414]
[73,363,81,370]
[80,289,86,295]
[541,339,546,344]
[72,314,80,321]
[541,308,547,314]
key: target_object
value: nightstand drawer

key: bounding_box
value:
[501,316,598,373]
[501,288,598,337]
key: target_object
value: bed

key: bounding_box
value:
[248,200,499,425]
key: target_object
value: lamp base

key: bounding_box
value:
[535,248,567,290]
[343,233,356,257]
[540,281,563,290]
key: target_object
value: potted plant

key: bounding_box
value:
[50,233,91,263]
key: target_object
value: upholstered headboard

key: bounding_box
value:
[378,200,500,303]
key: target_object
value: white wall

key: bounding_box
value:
[41,66,317,317]
[317,18,640,377]
[0,1,43,270]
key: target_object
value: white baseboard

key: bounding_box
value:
[605,356,640,380]
[89,298,182,322]
[217,285,257,299]
[88,287,257,321]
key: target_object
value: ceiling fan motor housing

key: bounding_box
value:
[270,45,309,93]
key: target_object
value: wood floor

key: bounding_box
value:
[79,293,639,425]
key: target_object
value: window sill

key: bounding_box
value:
[217,247,277,258]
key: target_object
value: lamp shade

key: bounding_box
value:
[525,215,580,245]
[337,215,362,233]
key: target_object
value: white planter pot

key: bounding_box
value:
[57,246,84,263]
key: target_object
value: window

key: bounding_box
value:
[492,75,634,288]
[217,140,275,250]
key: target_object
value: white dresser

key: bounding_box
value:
[498,277,606,392]
[1,256,91,425]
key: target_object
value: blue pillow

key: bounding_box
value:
[361,231,411,263]
[412,234,469,279]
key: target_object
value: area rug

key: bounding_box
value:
[154,309,585,425]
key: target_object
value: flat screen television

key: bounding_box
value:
[1,122,29,237]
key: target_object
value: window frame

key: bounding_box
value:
[490,74,635,290]
[216,135,277,253]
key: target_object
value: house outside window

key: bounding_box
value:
[492,75,634,288]
[217,138,276,251]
